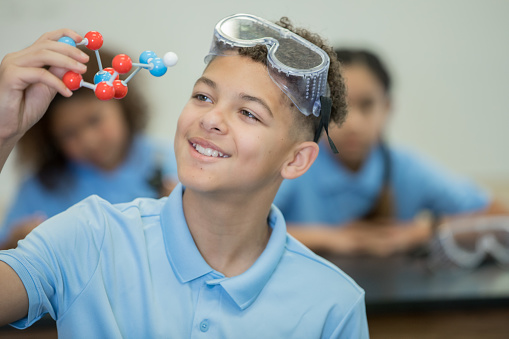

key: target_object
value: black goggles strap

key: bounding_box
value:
[313,96,338,154]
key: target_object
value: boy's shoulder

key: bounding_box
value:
[387,144,459,181]
[282,234,365,298]
[70,194,168,227]
[112,195,168,216]
[388,143,441,169]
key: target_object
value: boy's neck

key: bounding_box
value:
[332,145,374,173]
[337,153,365,173]
[182,187,275,277]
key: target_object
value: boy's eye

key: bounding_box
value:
[195,94,212,103]
[240,109,259,122]
[59,129,78,142]
[88,114,101,127]
[358,98,375,113]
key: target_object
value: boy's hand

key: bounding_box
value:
[0,29,89,142]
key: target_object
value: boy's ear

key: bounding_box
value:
[281,141,319,180]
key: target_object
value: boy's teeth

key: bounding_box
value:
[192,143,227,158]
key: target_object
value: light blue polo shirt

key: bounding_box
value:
[0,184,368,338]
[274,143,489,225]
[0,135,177,244]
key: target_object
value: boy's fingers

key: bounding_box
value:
[48,65,71,79]
[5,39,89,72]
[48,65,78,96]
[18,66,72,97]
[41,40,89,64]
[14,48,87,75]
[36,28,83,45]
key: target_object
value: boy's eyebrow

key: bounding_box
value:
[195,76,274,118]
[194,76,217,89]
[240,94,274,118]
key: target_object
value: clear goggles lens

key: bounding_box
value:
[429,216,509,269]
[205,14,330,117]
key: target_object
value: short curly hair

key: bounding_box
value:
[237,17,347,141]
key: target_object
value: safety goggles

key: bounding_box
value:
[428,216,509,269]
[205,13,330,118]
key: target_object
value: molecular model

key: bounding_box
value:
[59,31,178,100]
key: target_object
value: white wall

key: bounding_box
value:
[1,0,508,211]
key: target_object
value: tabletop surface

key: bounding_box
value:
[325,253,509,312]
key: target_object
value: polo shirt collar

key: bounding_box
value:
[160,184,286,310]
[160,184,214,283]
[208,206,286,310]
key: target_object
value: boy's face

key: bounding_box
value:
[329,64,390,164]
[174,54,297,195]
[50,96,129,171]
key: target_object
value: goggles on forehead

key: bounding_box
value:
[205,13,330,118]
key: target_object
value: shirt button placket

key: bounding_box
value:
[192,280,221,338]
[200,319,209,332]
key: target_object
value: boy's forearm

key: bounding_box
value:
[481,200,508,215]
[0,134,19,173]
[288,219,433,256]
[438,200,509,229]
[287,224,340,253]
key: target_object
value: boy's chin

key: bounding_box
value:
[88,155,118,171]
[179,171,223,193]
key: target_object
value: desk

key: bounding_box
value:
[326,254,509,339]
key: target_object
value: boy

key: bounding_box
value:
[0,14,368,338]
[274,48,506,257]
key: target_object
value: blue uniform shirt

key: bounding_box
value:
[0,136,177,244]
[0,184,368,338]
[274,143,489,225]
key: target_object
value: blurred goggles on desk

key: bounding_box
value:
[429,216,509,269]
[205,13,330,117]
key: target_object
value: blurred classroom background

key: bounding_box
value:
[0,0,508,338]
[1,0,508,209]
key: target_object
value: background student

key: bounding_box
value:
[0,48,178,250]
[275,48,507,257]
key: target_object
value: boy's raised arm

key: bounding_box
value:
[0,261,28,325]
[0,28,89,325]
[0,29,89,172]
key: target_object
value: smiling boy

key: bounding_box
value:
[0,14,368,338]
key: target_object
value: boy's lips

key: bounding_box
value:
[188,137,231,158]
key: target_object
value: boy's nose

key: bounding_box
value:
[79,126,102,150]
[342,109,364,131]
[200,107,228,135]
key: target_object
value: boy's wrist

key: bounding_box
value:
[0,132,22,153]
[0,133,21,172]
[0,118,26,144]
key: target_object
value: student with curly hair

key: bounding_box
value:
[0,48,177,249]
